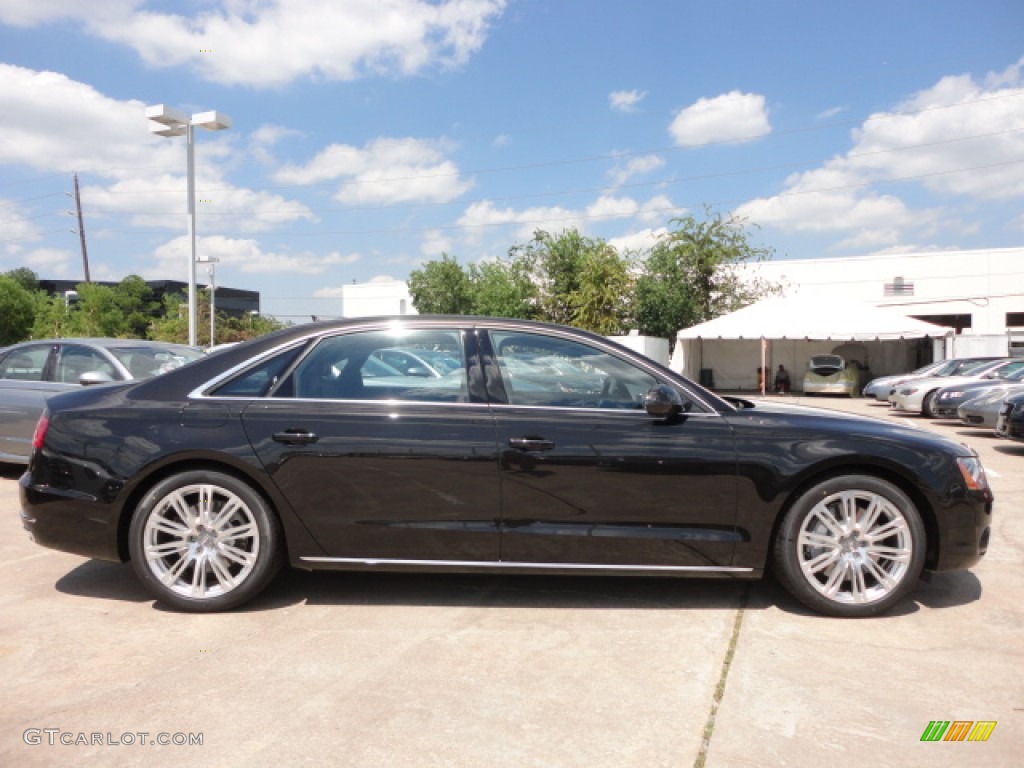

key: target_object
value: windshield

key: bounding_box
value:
[109,346,204,379]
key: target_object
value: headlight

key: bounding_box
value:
[941,391,964,399]
[956,456,989,492]
[900,387,918,396]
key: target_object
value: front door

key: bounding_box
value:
[482,329,739,569]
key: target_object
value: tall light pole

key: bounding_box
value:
[145,104,231,347]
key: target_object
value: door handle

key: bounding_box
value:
[508,436,555,452]
[272,429,319,445]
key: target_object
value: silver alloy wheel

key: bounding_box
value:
[796,489,912,605]
[142,483,261,600]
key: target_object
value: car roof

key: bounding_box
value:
[3,337,199,351]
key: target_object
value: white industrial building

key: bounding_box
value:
[339,280,417,318]
[747,247,1024,353]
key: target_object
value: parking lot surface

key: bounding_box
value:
[1,395,1021,766]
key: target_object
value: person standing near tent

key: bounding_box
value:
[774,364,791,394]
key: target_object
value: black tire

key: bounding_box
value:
[129,470,284,612]
[922,390,939,418]
[772,474,926,618]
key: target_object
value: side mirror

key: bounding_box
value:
[644,384,684,417]
[79,371,114,386]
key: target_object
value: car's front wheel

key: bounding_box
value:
[128,470,283,612]
[772,475,926,617]
[922,390,939,417]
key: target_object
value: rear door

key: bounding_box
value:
[240,325,502,563]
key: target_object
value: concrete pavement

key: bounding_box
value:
[0,395,1020,766]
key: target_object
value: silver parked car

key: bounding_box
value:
[0,338,203,464]
[863,357,1000,400]
[958,382,1024,429]
[862,360,944,399]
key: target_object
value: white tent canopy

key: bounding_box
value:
[670,296,951,391]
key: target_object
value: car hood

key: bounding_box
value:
[721,397,973,455]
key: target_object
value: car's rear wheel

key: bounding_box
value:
[772,475,926,617]
[128,470,283,612]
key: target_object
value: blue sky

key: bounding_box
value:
[1,0,1022,320]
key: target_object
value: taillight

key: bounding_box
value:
[32,411,49,451]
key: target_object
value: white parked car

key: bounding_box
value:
[890,359,1012,416]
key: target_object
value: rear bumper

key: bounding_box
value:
[19,472,123,562]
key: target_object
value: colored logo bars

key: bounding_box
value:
[920,721,996,742]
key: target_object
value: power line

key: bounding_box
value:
[58,155,1024,241]
[74,126,1024,221]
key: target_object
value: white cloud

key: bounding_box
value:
[609,89,647,112]
[83,175,316,233]
[249,124,303,165]
[608,154,664,186]
[0,198,42,246]
[457,193,681,242]
[736,57,1024,243]
[421,229,452,256]
[0,63,179,178]
[23,247,75,276]
[608,228,667,254]
[152,235,361,278]
[0,0,138,27]
[586,195,639,219]
[669,91,771,147]
[816,106,847,120]
[639,195,685,223]
[275,137,473,205]
[5,0,506,88]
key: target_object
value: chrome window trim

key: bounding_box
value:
[187,317,726,416]
[299,556,752,573]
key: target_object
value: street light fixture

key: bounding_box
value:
[198,256,220,348]
[145,104,231,347]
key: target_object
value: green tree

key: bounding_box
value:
[31,293,75,339]
[0,277,36,344]
[147,291,189,343]
[3,267,40,292]
[408,253,473,314]
[634,209,781,338]
[114,275,159,338]
[73,282,130,337]
[468,258,538,319]
[508,229,590,325]
[570,244,634,335]
[505,228,632,333]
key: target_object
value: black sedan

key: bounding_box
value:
[20,317,993,617]
[995,390,1024,441]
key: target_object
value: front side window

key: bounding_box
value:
[488,331,656,409]
[285,329,468,403]
[0,345,51,382]
[56,345,118,383]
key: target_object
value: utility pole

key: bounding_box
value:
[72,173,91,283]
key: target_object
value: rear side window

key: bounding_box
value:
[211,346,304,397]
[282,329,468,403]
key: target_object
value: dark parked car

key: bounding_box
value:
[995,391,1024,441]
[0,338,203,464]
[20,318,993,618]
[932,361,1024,418]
